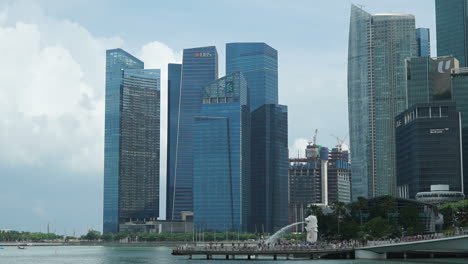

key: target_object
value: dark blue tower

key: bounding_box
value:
[170,47,218,220]
[166,63,182,220]
[226,43,278,111]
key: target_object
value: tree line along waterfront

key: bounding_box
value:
[3,197,467,243]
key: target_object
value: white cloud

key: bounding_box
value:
[0,3,122,175]
[0,2,183,220]
[289,137,309,158]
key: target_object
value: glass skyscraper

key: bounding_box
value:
[436,0,468,67]
[226,43,278,111]
[250,104,288,233]
[193,72,250,232]
[103,49,160,233]
[416,28,431,57]
[406,57,458,107]
[170,46,218,220]
[225,42,287,233]
[348,5,416,199]
[166,63,181,220]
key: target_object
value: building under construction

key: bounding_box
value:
[288,133,351,228]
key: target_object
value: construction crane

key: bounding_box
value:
[331,133,348,151]
[308,129,318,146]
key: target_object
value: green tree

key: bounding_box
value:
[399,204,423,235]
[331,202,348,238]
[340,220,360,240]
[306,204,324,218]
[382,196,397,223]
[365,217,392,239]
[83,230,101,240]
[351,197,368,225]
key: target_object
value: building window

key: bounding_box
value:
[431,107,440,118]
[418,107,429,118]
[441,106,449,117]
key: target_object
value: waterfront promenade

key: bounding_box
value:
[172,232,468,260]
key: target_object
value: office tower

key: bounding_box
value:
[406,57,458,107]
[193,72,250,232]
[170,47,218,220]
[416,28,431,57]
[226,43,278,111]
[104,49,144,233]
[451,68,468,195]
[436,0,468,67]
[328,148,352,204]
[226,42,287,233]
[166,63,182,220]
[250,104,288,233]
[348,5,416,199]
[396,102,463,199]
[103,49,160,233]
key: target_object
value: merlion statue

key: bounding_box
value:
[305,215,318,242]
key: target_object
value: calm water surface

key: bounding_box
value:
[1,246,467,264]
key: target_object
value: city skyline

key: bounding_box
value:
[0,0,437,234]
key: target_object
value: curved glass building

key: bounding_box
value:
[348,5,416,199]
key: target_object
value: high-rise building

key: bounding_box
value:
[250,104,288,233]
[348,5,416,199]
[396,102,463,199]
[328,148,352,204]
[104,49,144,233]
[416,28,431,57]
[451,68,468,195]
[226,42,287,233]
[406,57,458,107]
[193,72,250,232]
[170,46,218,220]
[166,63,182,220]
[436,0,468,67]
[103,49,160,233]
[226,43,278,111]
[288,144,329,231]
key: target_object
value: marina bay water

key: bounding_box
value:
[1,246,467,264]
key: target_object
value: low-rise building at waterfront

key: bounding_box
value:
[119,220,193,233]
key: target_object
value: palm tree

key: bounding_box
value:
[306,204,323,217]
[382,196,397,224]
[331,202,348,237]
[352,197,368,225]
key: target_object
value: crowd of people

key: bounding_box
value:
[174,229,468,254]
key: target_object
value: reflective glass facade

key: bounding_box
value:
[436,0,468,67]
[226,43,278,111]
[348,5,372,200]
[104,49,144,233]
[406,57,458,107]
[103,50,160,233]
[250,104,288,233]
[119,69,160,223]
[348,5,416,199]
[416,28,431,57]
[171,47,218,220]
[166,63,181,220]
[396,103,463,199]
[193,72,250,232]
[451,69,468,195]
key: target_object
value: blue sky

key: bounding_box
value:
[0,0,435,234]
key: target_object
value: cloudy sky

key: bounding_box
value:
[0,0,435,234]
